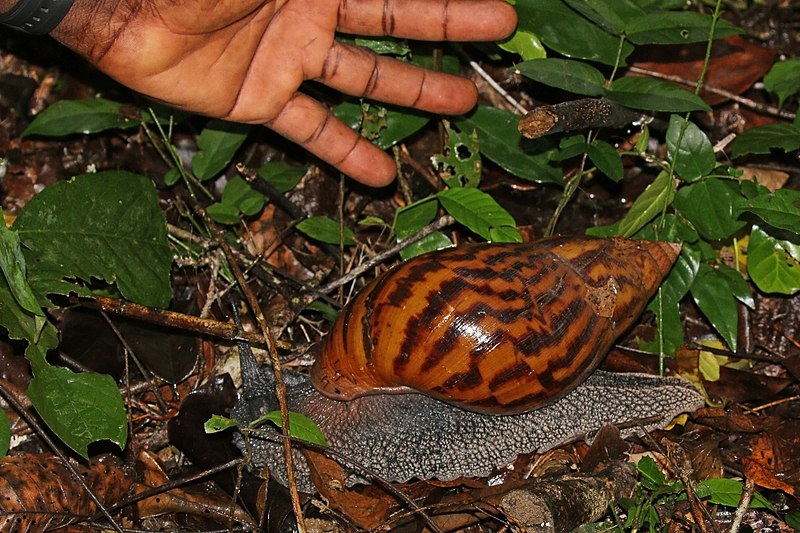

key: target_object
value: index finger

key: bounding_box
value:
[337,0,517,41]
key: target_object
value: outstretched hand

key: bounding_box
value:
[52,0,517,185]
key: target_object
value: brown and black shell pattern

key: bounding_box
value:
[312,236,680,414]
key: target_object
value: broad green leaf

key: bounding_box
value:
[691,264,738,351]
[666,115,715,181]
[257,162,306,193]
[737,187,800,233]
[22,98,140,138]
[515,0,633,66]
[432,124,482,188]
[0,225,43,318]
[333,101,429,149]
[619,170,674,237]
[673,179,746,241]
[625,12,741,45]
[695,479,774,510]
[206,202,241,225]
[296,216,355,246]
[498,29,546,60]
[587,140,623,181]
[763,57,800,108]
[787,512,800,530]
[456,106,561,185]
[637,456,666,485]
[563,0,645,33]
[164,168,181,187]
[747,225,800,295]
[489,225,524,243]
[14,171,172,308]
[204,415,240,433]
[0,268,59,360]
[716,263,754,309]
[635,213,699,244]
[354,37,410,56]
[0,412,8,457]
[394,197,438,239]
[400,231,453,260]
[255,411,328,446]
[192,120,250,181]
[729,123,800,158]
[606,77,711,113]
[437,188,518,242]
[643,245,699,355]
[307,300,339,322]
[650,245,700,312]
[28,364,127,459]
[221,176,266,216]
[515,58,606,96]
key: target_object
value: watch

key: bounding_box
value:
[0,0,74,35]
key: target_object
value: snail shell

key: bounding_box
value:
[312,236,680,414]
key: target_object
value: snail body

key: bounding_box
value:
[233,236,703,492]
[312,236,681,414]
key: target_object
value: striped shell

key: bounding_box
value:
[311,236,680,414]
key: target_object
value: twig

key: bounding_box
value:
[205,213,307,533]
[73,296,290,349]
[469,60,528,114]
[729,477,755,533]
[627,66,797,121]
[309,214,455,301]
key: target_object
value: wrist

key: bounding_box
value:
[0,0,74,34]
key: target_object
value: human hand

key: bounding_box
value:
[52,0,517,186]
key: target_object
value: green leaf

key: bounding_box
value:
[515,58,606,96]
[204,415,240,433]
[0,225,43,319]
[333,101,429,149]
[192,120,250,181]
[456,106,561,185]
[691,264,739,351]
[717,263,754,308]
[296,216,355,246]
[637,456,666,485]
[619,170,675,237]
[0,411,8,457]
[431,124,482,188]
[437,188,519,242]
[28,364,127,459]
[13,171,172,308]
[394,197,438,239]
[206,202,241,225]
[625,12,742,45]
[400,231,453,260]
[763,57,800,108]
[163,168,181,187]
[354,37,410,56]
[729,123,800,158]
[22,98,140,138]
[221,176,266,216]
[515,0,633,66]
[786,511,800,530]
[673,179,746,241]
[563,0,645,33]
[254,411,328,446]
[695,478,774,510]
[257,162,306,193]
[747,225,800,295]
[737,187,800,234]
[666,115,716,182]
[498,29,546,60]
[606,77,711,113]
[489,225,524,243]
[0,269,59,357]
[587,140,623,181]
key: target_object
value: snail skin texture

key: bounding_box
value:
[232,236,704,492]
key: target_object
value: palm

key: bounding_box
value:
[54,0,516,185]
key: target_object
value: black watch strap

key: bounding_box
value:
[0,0,74,35]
